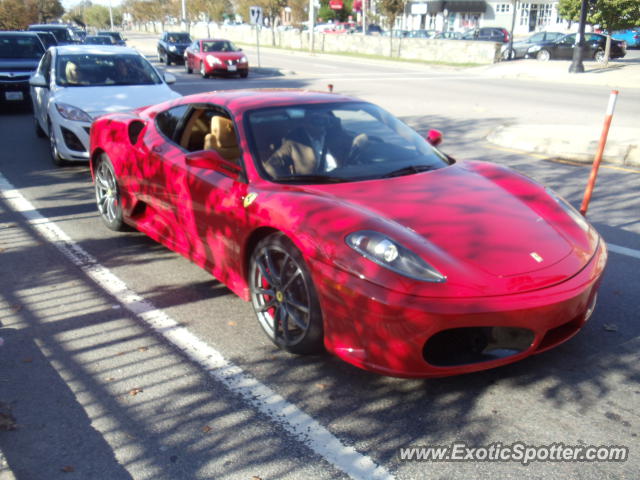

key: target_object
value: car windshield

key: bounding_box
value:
[56,53,162,86]
[247,102,450,184]
[0,36,44,59]
[85,36,113,44]
[99,32,122,41]
[202,40,237,52]
[168,34,190,43]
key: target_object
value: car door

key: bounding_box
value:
[31,50,53,132]
[170,105,249,283]
[554,34,576,59]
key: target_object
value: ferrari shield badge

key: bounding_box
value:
[243,192,258,208]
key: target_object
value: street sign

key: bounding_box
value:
[249,6,263,25]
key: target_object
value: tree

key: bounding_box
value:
[558,0,640,31]
[378,0,404,56]
[189,0,233,22]
[0,0,63,29]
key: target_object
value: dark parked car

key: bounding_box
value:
[434,31,462,40]
[526,32,626,62]
[501,31,564,59]
[31,31,59,50]
[27,24,81,45]
[157,32,192,65]
[84,35,116,45]
[462,27,510,43]
[97,31,126,46]
[0,32,45,107]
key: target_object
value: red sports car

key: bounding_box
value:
[183,38,249,78]
[89,90,607,378]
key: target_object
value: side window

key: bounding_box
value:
[155,105,189,143]
[530,33,544,43]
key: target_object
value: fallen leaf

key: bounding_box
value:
[251,477,263,480]
[138,347,148,352]
[61,466,75,473]
[603,324,618,332]
[201,425,212,433]
[105,377,116,382]
[0,247,6,253]
[227,321,237,326]
[315,383,328,390]
[128,388,143,396]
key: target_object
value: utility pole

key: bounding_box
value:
[569,0,588,73]
[309,0,315,51]
[109,0,114,30]
[181,0,187,32]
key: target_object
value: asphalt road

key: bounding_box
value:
[0,35,639,479]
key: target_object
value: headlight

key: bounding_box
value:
[55,103,92,122]
[168,45,177,52]
[346,231,446,282]
[206,55,222,66]
[528,45,541,53]
[546,188,590,233]
[239,56,248,63]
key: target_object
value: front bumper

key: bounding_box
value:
[0,78,31,105]
[309,239,607,378]
[204,63,249,76]
[50,112,91,162]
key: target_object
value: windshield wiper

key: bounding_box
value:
[274,174,350,184]
[381,165,436,178]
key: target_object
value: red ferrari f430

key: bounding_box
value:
[89,90,607,377]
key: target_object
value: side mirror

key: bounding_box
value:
[185,150,242,179]
[164,72,176,84]
[426,129,443,147]
[238,47,243,51]
[29,73,48,88]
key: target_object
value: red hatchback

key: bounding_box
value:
[184,38,249,78]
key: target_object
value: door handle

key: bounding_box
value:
[152,145,164,154]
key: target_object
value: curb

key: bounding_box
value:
[487,125,640,168]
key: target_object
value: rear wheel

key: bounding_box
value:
[536,49,551,62]
[185,59,192,74]
[94,154,126,231]
[501,47,514,61]
[594,48,606,63]
[249,233,324,354]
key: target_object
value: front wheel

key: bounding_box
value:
[48,120,64,166]
[249,233,324,354]
[239,70,249,78]
[94,154,126,231]
[185,59,192,74]
[34,116,45,138]
[536,49,551,62]
[200,62,208,78]
[501,47,514,61]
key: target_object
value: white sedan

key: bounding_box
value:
[30,45,181,165]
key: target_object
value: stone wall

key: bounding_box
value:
[139,23,502,65]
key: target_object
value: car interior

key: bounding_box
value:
[178,107,241,162]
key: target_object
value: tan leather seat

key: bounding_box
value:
[203,116,240,161]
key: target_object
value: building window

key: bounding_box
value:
[520,4,530,26]
[496,3,511,13]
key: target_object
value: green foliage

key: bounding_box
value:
[0,0,63,29]
[558,0,640,31]
[378,0,404,29]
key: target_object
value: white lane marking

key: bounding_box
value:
[607,243,640,260]
[0,172,393,480]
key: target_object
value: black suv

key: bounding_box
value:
[97,31,126,46]
[0,32,45,107]
[27,24,81,45]
[157,32,192,65]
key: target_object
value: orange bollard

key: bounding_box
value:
[580,90,619,216]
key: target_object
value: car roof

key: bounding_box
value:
[53,45,140,55]
[29,24,72,30]
[0,31,41,37]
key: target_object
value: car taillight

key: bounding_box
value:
[504,31,509,42]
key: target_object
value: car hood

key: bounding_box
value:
[52,84,181,118]
[298,162,595,283]
[203,52,246,61]
[0,59,41,72]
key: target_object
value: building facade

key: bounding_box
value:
[403,0,577,36]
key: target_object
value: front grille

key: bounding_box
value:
[61,127,86,152]
[227,59,238,66]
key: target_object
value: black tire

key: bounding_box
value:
[34,116,45,138]
[94,154,126,231]
[594,48,606,63]
[501,47,514,61]
[249,233,324,354]
[185,59,192,74]
[239,70,249,78]
[165,53,171,66]
[48,120,64,166]
[536,49,550,62]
